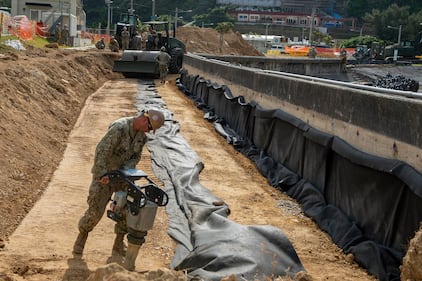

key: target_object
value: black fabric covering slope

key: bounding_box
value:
[135,81,307,280]
[178,70,422,281]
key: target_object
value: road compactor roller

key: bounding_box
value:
[113,14,186,77]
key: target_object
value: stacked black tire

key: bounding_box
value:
[375,73,420,92]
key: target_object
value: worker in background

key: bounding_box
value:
[109,35,120,52]
[131,31,142,50]
[95,37,106,50]
[147,25,156,49]
[340,47,347,73]
[307,47,317,58]
[121,26,130,51]
[72,109,165,271]
[53,23,61,43]
[60,24,69,46]
[155,46,171,84]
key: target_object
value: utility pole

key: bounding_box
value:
[106,0,112,35]
[309,7,315,46]
[128,0,134,15]
[175,7,178,30]
[151,0,155,20]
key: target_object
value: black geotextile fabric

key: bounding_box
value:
[135,81,307,280]
[177,69,422,281]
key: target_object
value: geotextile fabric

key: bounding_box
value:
[178,69,422,281]
[135,81,307,280]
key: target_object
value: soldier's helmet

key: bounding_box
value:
[145,109,165,134]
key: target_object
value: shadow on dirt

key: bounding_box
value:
[62,256,91,281]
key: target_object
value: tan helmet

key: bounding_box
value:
[146,109,165,133]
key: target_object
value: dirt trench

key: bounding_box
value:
[0,72,378,280]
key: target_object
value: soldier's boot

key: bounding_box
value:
[123,242,141,271]
[72,231,88,256]
[112,233,127,256]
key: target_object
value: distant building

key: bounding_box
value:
[220,0,355,30]
[217,0,282,7]
[218,0,349,20]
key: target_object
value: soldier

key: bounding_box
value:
[53,23,61,43]
[109,35,120,52]
[155,46,171,83]
[72,109,165,271]
[95,37,106,50]
[340,47,347,73]
[307,46,317,58]
[121,26,130,51]
[61,24,69,46]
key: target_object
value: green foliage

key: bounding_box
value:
[193,7,234,28]
[363,4,422,43]
[0,35,17,54]
[215,22,234,34]
[215,22,233,53]
[311,30,333,46]
[340,35,385,48]
[347,0,422,22]
[25,35,49,48]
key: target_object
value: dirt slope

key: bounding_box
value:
[177,26,263,56]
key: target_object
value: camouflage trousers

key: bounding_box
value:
[159,64,168,81]
[77,178,127,235]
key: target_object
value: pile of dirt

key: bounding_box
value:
[176,26,263,56]
[401,223,422,280]
[0,47,120,242]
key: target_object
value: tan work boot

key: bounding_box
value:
[112,233,127,256]
[123,242,141,271]
[72,232,88,256]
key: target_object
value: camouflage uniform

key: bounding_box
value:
[156,49,171,83]
[121,28,130,51]
[109,37,120,52]
[77,117,147,235]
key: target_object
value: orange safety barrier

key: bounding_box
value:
[285,45,310,56]
[284,45,356,58]
[36,21,48,37]
[7,15,34,40]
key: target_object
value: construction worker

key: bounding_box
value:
[95,37,106,49]
[53,23,61,43]
[109,35,120,52]
[72,109,165,271]
[307,46,317,58]
[340,47,347,73]
[121,26,130,51]
[155,46,171,83]
[60,24,69,46]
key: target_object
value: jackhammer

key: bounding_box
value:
[106,169,168,271]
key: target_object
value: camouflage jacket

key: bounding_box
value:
[156,51,171,66]
[91,117,147,179]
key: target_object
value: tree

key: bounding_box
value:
[347,0,422,21]
[215,22,233,53]
[363,4,411,43]
[193,7,234,28]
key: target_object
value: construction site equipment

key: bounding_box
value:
[106,169,168,229]
[113,16,186,77]
[353,32,422,64]
[106,169,168,271]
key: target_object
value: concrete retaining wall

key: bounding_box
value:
[197,54,343,78]
[183,53,422,173]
